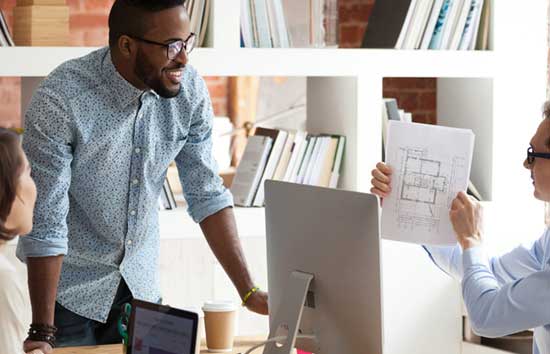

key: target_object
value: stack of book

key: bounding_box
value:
[241,0,290,48]
[12,0,69,46]
[0,9,14,46]
[231,127,346,207]
[186,0,211,47]
[241,0,338,48]
[363,0,490,50]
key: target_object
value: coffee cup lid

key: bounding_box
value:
[202,300,238,312]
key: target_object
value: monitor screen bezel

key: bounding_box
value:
[126,299,199,354]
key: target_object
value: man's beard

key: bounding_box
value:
[134,51,181,99]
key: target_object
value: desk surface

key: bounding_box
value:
[54,337,265,354]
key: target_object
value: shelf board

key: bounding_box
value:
[159,206,265,240]
[0,47,496,78]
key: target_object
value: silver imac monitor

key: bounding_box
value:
[263,180,383,354]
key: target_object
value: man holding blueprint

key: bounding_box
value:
[371,115,550,354]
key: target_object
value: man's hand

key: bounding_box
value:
[370,162,393,199]
[449,191,483,250]
[24,340,52,354]
[244,290,268,315]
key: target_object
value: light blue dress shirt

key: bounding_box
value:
[425,229,550,354]
[17,47,233,323]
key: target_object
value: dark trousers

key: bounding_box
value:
[55,279,133,347]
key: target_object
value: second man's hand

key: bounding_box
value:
[449,191,483,250]
[370,162,393,199]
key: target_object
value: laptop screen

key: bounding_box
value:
[128,300,198,354]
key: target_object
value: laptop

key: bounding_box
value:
[127,299,199,354]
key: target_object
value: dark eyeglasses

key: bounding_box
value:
[527,146,550,164]
[129,33,196,60]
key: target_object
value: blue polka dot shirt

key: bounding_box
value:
[16,47,234,323]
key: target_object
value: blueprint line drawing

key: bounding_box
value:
[381,121,475,245]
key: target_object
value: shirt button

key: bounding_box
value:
[134,147,141,153]
[127,239,133,245]
[132,179,139,185]
[130,210,136,216]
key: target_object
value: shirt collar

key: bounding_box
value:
[102,49,159,107]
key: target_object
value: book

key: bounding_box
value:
[231,135,273,207]
[252,127,288,206]
[475,0,490,50]
[428,0,452,49]
[403,0,435,50]
[296,135,317,184]
[449,0,473,50]
[395,0,419,49]
[439,0,463,49]
[272,131,295,180]
[285,132,309,182]
[463,0,484,50]
[304,136,325,184]
[267,0,290,47]
[420,0,445,49]
[163,178,178,209]
[328,136,345,188]
[362,0,413,48]
[458,0,483,50]
[0,9,14,47]
[253,0,272,47]
[199,0,211,46]
[241,0,254,47]
[316,136,339,187]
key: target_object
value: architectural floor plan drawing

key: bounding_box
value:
[381,121,475,245]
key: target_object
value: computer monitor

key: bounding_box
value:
[263,181,383,354]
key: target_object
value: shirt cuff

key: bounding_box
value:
[188,188,234,223]
[16,235,68,263]
[463,246,489,270]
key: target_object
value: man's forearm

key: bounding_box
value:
[27,256,64,325]
[200,207,254,298]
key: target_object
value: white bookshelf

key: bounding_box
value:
[1,0,548,353]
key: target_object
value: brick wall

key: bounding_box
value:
[0,0,228,127]
[383,78,437,124]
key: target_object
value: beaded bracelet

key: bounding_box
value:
[242,286,259,306]
[27,323,57,348]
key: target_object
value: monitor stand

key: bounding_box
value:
[263,271,317,354]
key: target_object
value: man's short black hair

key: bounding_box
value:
[108,0,186,48]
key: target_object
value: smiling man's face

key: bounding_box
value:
[524,118,550,202]
[132,5,190,98]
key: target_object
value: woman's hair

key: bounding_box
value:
[0,128,24,241]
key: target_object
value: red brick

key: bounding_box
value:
[81,0,113,14]
[70,14,109,29]
[339,24,367,48]
[418,92,436,110]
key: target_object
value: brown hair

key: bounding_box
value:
[0,128,24,241]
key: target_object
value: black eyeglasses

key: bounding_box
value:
[129,33,196,60]
[527,146,550,164]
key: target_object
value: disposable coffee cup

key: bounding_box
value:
[202,301,238,353]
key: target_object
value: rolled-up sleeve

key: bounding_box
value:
[17,87,73,262]
[175,76,233,223]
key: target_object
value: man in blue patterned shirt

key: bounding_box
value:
[18,1,268,352]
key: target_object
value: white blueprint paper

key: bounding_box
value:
[381,121,475,245]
